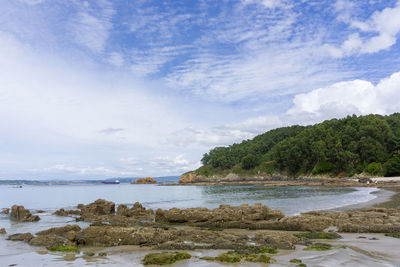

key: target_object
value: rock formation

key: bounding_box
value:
[116,202,154,219]
[131,177,157,184]
[0,208,9,214]
[10,205,40,222]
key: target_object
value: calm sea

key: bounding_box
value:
[0,184,378,266]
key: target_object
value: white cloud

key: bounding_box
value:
[243,0,287,9]
[168,71,400,147]
[107,52,124,66]
[68,1,115,53]
[120,155,200,174]
[331,1,400,57]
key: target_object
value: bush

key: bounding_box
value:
[366,162,383,175]
[384,156,400,177]
[241,154,257,170]
[313,161,335,174]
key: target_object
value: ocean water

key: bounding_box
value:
[0,184,379,266]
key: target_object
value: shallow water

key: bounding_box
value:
[0,184,380,266]
[0,184,378,215]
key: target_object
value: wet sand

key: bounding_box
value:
[327,187,396,212]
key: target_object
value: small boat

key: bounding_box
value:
[101,180,120,184]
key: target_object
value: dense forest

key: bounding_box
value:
[197,113,400,177]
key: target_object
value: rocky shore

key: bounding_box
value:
[2,195,400,265]
[179,171,400,187]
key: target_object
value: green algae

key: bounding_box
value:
[48,246,79,252]
[295,232,342,239]
[201,251,274,263]
[235,245,278,254]
[385,233,400,238]
[290,258,307,266]
[142,251,191,265]
[304,243,346,251]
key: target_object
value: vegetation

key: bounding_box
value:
[201,251,274,263]
[385,233,400,238]
[198,113,400,177]
[234,246,278,254]
[303,243,346,251]
[48,245,79,252]
[142,252,191,265]
[295,232,342,239]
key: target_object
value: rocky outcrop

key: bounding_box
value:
[77,199,115,221]
[7,233,34,242]
[132,177,157,184]
[0,208,9,214]
[36,224,81,237]
[29,225,82,247]
[116,202,154,220]
[155,203,400,233]
[155,203,285,228]
[10,205,40,222]
[54,208,81,217]
[0,228,6,234]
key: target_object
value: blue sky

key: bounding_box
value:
[1,0,400,179]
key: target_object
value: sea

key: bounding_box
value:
[0,182,380,266]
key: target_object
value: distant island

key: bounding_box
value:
[181,113,400,183]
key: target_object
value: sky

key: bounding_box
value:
[1,0,400,179]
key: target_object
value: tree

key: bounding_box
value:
[241,154,257,170]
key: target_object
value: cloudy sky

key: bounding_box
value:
[1,0,400,179]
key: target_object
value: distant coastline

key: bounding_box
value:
[0,176,180,186]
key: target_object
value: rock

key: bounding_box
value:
[0,228,6,234]
[7,233,34,242]
[75,225,251,249]
[36,210,45,213]
[77,199,115,221]
[253,231,299,249]
[29,234,70,248]
[278,215,334,232]
[10,205,40,222]
[116,202,154,220]
[131,177,157,184]
[0,208,9,214]
[54,208,81,216]
[36,224,81,237]
[179,172,202,184]
[155,203,285,228]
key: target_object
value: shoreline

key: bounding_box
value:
[326,187,396,212]
[1,186,400,266]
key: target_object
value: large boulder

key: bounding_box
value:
[78,199,115,216]
[10,205,40,222]
[131,177,157,184]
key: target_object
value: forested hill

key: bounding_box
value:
[197,113,400,178]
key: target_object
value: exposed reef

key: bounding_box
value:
[4,198,400,266]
